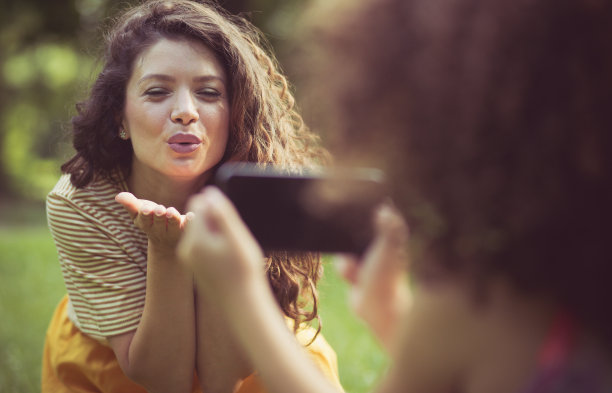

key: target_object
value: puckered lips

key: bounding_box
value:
[167,133,202,154]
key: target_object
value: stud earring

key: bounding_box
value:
[119,128,128,140]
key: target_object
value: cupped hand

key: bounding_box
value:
[177,186,265,298]
[334,204,412,350]
[115,192,192,251]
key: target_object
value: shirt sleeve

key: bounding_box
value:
[47,187,147,340]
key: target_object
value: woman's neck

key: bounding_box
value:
[126,168,209,213]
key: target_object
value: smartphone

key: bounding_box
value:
[214,162,387,254]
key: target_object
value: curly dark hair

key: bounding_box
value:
[304,0,612,344]
[62,0,330,336]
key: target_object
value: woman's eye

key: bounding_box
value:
[197,88,222,99]
[144,88,169,97]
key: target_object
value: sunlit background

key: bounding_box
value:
[0,0,388,392]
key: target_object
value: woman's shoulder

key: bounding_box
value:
[48,173,123,201]
[47,172,126,218]
[46,172,133,233]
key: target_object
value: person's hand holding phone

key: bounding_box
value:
[177,186,267,300]
[335,205,413,352]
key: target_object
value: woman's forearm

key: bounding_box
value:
[121,247,196,393]
[112,193,196,392]
[195,287,252,393]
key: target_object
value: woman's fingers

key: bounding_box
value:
[153,204,167,228]
[361,204,409,277]
[335,204,408,289]
[116,192,188,244]
[338,203,412,348]
[375,204,409,252]
[167,207,182,232]
[334,255,360,285]
[135,200,157,230]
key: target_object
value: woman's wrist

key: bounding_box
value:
[147,239,181,260]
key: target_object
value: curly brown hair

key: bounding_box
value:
[62,0,329,336]
[303,0,612,344]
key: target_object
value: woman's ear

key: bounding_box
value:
[119,127,129,140]
[117,117,129,140]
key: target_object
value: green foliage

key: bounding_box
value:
[0,0,85,199]
[1,42,94,199]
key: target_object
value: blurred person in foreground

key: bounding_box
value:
[42,1,341,392]
[177,0,612,392]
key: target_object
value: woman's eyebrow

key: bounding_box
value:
[137,74,174,86]
[193,75,226,84]
[137,74,226,86]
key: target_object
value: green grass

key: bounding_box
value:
[0,202,388,393]
[0,222,66,392]
[318,264,390,392]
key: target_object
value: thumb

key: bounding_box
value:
[194,186,263,256]
[196,187,250,238]
[115,192,142,219]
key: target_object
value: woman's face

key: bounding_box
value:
[123,37,230,182]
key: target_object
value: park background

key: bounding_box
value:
[0,0,389,392]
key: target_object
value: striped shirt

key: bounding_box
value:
[47,173,148,340]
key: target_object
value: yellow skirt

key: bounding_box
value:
[42,295,342,392]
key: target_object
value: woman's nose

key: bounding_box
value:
[171,91,199,125]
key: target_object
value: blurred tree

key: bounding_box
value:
[0,0,104,200]
[0,0,304,201]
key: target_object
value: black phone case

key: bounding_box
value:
[215,163,387,254]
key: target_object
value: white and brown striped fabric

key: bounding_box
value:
[47,173,148,340]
